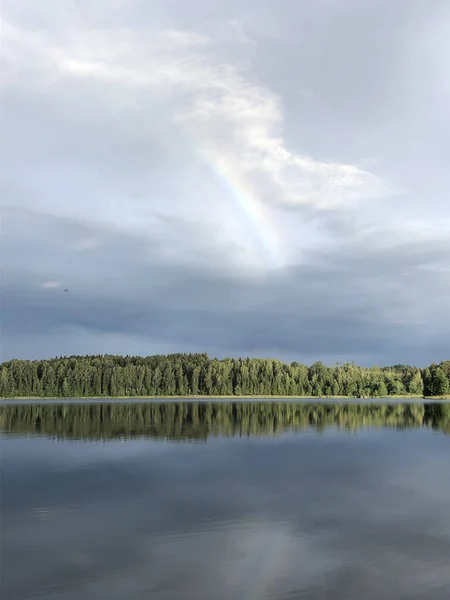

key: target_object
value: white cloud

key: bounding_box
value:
[47,25,388,209]
[40,281,61,289]
[1,11,390,272]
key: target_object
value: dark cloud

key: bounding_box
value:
[2,205,449,365]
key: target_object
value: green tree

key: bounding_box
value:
[376,381,388,397]
[408,370,424,395]
[0,354,447,399]
[432,368,449,396]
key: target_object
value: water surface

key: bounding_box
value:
[1,401,450,599]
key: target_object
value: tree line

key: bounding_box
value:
[1,402,449,440]
[0,354,449,398]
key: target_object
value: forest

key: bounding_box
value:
[0,354,449,398]
[1,401,449,440]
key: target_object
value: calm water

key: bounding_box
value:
[1,401,450,599]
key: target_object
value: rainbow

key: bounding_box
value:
[198,149,285,271]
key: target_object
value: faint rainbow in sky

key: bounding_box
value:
[198,149,284,270]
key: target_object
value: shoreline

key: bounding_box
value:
[2,394,449,401]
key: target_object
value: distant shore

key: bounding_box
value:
[2,394,449,401]
[3,355,448,398]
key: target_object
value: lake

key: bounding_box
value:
[1,401,450,599]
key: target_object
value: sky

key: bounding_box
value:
[1,0,450,366]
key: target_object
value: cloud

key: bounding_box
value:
[2,205,449,365]
[1,8,390,271]
[1,0,450,362]
[40,281,61,289]
[12,14,389,212]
